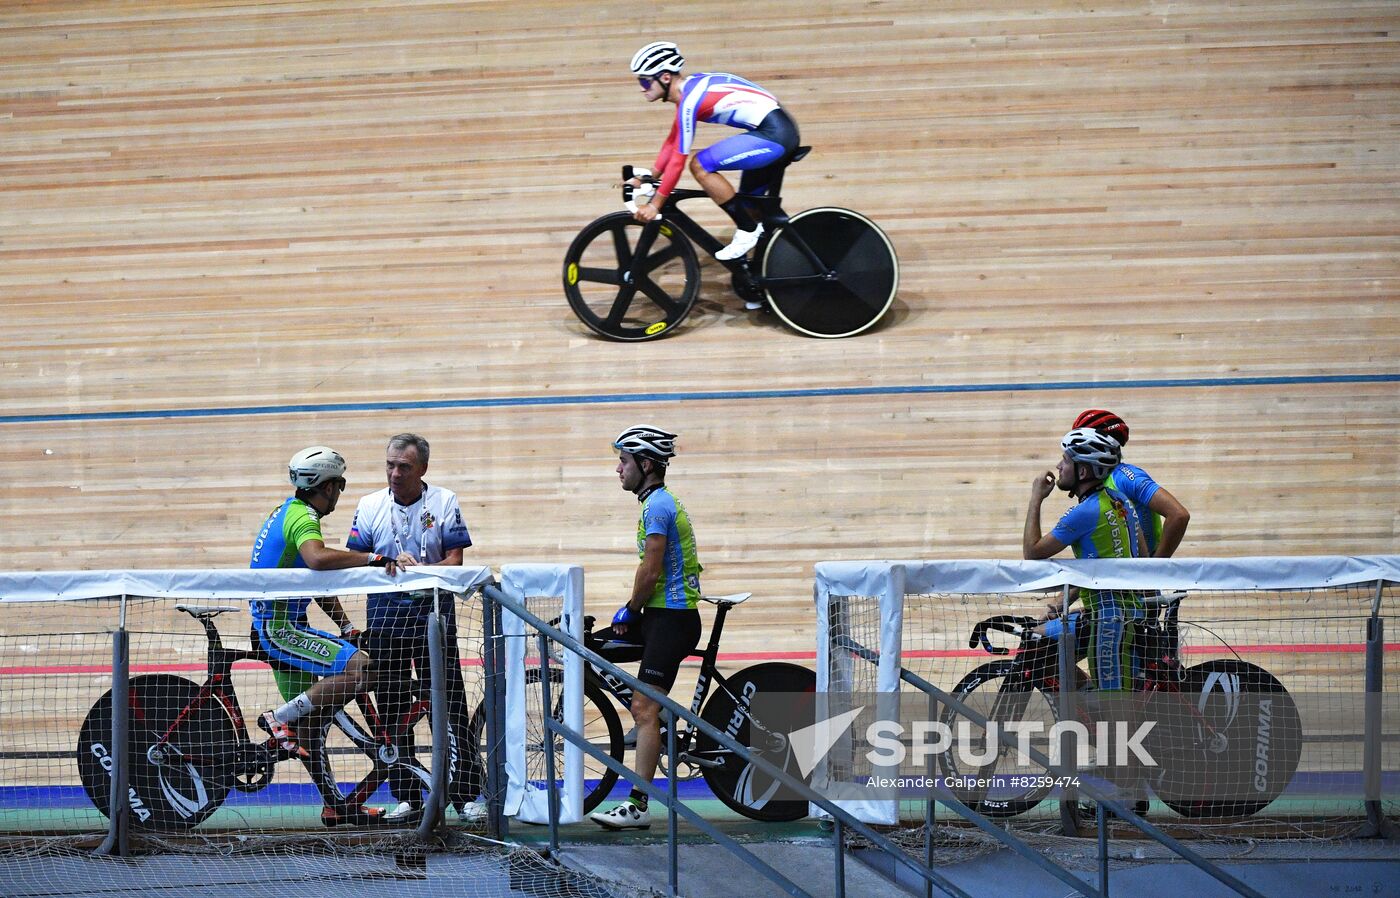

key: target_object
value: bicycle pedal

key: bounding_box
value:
[678,753,723,770]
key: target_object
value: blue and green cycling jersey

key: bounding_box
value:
[1050,484,1145,612]
[637,485,702,609]
[1105,462,1163,556]
[248,497,322,622]
[1050,484,1145,691]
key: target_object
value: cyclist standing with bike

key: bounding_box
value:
[1023,429,1149,692]
[1071,409,1191,558]
[627,41,801,278]
[588,425,703,831]
[249,445,413,825]
[344,433,484,824]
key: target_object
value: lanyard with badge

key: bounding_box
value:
[389,491,432,563]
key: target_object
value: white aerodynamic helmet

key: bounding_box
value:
[630,41,685,77]
[1059,428,1122,480]
[288,446,347,489]
[612,424,677,466]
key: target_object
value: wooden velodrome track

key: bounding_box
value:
[1,1,1397,753]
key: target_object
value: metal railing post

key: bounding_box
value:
[537,632,560,854]
[485,584,979,898]
[482,586,508,840]
[96,594,130,857]
[925,689,937,898]
[1097,801,1110,896]
[1363,580,1395,838]
[667,710,679,897]
[1057,584,1083,836]
[417,596,449,842]
[833,815,846,898]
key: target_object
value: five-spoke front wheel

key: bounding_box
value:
[563,212,700,341]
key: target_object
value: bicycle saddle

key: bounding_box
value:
[1141,591,1188,610]
[174,603,242,618]
[701,593,751,606]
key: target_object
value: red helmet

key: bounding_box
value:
[1073,409,1129,446]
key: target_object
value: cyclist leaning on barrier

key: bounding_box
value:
[248,445,413,824]
[344,433,484,825]
[588,425,703,831]
[1072,409,1190,558]
[627,41,801,275]
[1023,429,1149,693]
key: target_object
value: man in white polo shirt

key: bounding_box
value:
[345,433,482,823]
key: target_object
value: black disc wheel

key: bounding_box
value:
[937,661,1060,818]
[77,674,239,831]
[760,207,898,338]
[1150,659,1302,818]
[469,668,625,814]
[563,212,700,341]
[696,662,816,822]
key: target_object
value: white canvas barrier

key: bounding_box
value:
[0,566,496,602]
[814,555,1400,824]
[500,564,585,825]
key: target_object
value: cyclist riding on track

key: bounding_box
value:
[248,445,412,825]
[627,41,802,272]
[588,425,704,831]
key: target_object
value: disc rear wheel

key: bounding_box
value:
[77,674,238,831]
[695,662,816,822]
[760,207,897,338]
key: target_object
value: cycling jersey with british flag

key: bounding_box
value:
[652,72,782,196]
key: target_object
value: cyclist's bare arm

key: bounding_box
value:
[615,533,666,635]
[1024,471,1065,560]
[315,595,355,635]
[297,539,413,575]
[1148,487,1190,557]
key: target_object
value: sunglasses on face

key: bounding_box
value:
[331,477,347,491]
[638,76,656,89]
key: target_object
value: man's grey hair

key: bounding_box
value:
[387,433,430,465]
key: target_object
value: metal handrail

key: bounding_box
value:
[482,583,980,898]
[836,633,1268,898]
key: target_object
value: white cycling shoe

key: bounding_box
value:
[456,799,489,825]
[589,799,652,830]
[383,800,422,823]
[715,224,764,261]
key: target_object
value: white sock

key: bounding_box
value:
[274,693,315,723]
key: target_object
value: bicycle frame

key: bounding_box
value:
[152,609,423,807]
[638,189,835,288]
[976,601,1229,763]
[149,612,262,778]
[585,599,762,764]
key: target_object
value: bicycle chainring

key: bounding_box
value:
[231,743,275,792]
[658,752,704,781]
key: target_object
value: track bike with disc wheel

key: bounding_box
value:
[937,592,1302,819]
[76,604,456,831]
[468,592,817,821]
[562,152,898,341]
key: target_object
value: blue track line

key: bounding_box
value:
[4,374,1397,426]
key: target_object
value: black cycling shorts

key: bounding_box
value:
[592,606,702,693]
